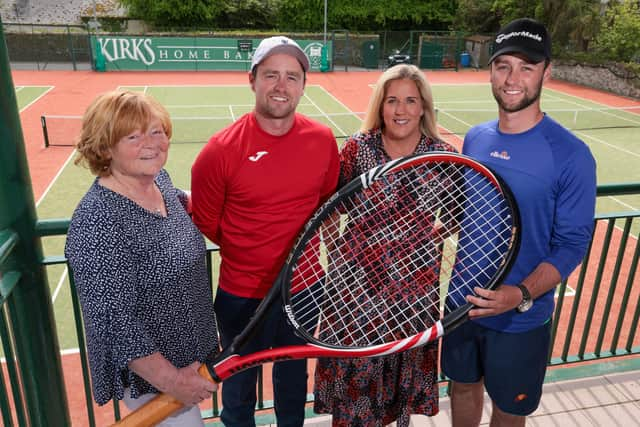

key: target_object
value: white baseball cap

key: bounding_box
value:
[250,36,310,72]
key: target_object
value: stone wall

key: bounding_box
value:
[552,60,640,100]
[0,0,125,25]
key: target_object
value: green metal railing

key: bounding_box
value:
[0,15,70,427]
[0,184,637,426]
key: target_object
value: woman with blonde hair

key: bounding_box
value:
[314,64,457,426]
[65,90,218,426]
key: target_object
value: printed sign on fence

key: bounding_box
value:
[90,36,331,72]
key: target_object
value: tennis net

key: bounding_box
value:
[436,105,640,137]
[40,115,237,147]
[40,112,366,147]
[42,105,639,147]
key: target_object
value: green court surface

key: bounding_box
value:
[430,83,640,216]
[15,85,52,111]
[18,83,640,351]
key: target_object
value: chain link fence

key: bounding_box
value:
[2,23,492,72]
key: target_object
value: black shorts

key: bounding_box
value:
[441,319,551,415]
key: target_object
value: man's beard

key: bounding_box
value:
[258,93,297,119]
[492,78,543,113]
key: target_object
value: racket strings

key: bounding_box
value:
[288,160,515,348]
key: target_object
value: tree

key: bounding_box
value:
[117,0,226,27]
[276,0,456,32]
[593,0,640,62]
[220,0,278,29]
[454,0,603,53]
[490,0,539,25]
[453,0,502,33]
[540,0,602,52]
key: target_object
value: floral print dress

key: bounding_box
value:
[313,128,458,427]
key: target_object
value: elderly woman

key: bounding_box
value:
[64,90,218,426]
[313,64,458,427]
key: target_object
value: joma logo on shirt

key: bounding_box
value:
[249,151,269,162]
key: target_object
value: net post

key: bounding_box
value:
[40,115,50,148]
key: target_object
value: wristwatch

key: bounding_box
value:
[516,284,533,313]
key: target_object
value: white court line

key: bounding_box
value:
[605,197,637,211]
[51,267,68,303]
[118,83,329,88]
[322,83,635,212]
[19,86,54,113]
[429,87,640,159]
[431,83,491,86]
[544,91,640,129]
[303,92,348,136]
[544,90,640,211]
[228,105,236,121]
[15,86,23,92]
[124,84,251,88]
[575,129,640,159]
[165,103,312,109]
[556,285,576,298]
[545,86,640,109]
[314,86,365,121]
[37,153,77,328]
[36,150,77,207]
[314,85,460,144]
[435,105,639,210]
[437,109,475,129]
[168,103,254,108]
[435,100,496,105]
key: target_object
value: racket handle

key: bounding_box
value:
[111,364,215,427]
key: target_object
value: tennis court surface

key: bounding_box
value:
[11,69,640,426]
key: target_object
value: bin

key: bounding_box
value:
[460,52,470,67]
[361,40,379,69]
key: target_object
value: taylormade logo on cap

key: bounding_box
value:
[251,36,310,72]
[496,31,543,44]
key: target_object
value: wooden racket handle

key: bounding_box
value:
[111,364,214,427]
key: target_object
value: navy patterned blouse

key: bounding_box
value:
[65,169,218,405]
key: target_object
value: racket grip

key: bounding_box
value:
[110,364,215,427]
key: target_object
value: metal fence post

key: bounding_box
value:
[0,17,71,426]
[66,25,77,71]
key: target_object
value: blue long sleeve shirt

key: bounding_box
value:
[463,114,597,332]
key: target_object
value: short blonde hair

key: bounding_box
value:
[361,64,441,140]
[75,90,172,176]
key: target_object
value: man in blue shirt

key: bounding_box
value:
[441,18,597,427]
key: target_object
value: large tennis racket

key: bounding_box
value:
[113,152,520,426]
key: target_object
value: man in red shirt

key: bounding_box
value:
[192,36,340,427]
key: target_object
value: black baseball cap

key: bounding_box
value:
[488,18,551,64]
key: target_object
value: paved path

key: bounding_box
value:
[300,370,640,427]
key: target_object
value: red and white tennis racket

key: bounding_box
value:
[113,152,520,426]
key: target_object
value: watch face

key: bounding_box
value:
[516,284,532,313]
[517,298,533,313]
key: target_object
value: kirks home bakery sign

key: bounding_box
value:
[90,36,330,71]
